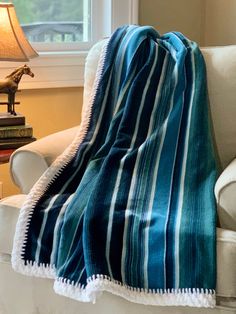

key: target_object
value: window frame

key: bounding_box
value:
[0,0,139,89]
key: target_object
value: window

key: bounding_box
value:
[0,0,139,89]
[12,0,92,49]
[20,1,90,44]
[2,0,92,47]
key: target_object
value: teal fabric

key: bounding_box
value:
[22,25,217,305]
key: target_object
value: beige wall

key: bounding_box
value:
[139,0,236,47]
[205,0,236,46]
[139,0,205,45]
[0,87,83,197]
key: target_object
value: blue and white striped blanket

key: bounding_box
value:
[12,25,218,307]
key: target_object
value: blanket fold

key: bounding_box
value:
[12,25,218,308]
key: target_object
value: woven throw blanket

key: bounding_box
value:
[12,25,218,307]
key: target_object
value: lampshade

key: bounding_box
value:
[0,3,38,61]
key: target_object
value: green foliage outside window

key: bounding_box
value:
[2,0,83,23]
[2,0,87,42]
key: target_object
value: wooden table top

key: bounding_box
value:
[0,149,15,164]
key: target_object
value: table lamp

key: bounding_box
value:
[0,2,38,119]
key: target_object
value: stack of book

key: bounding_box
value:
[0,113,36,150]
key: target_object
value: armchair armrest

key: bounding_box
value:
[10,126,79,194]
[215,158,236,231]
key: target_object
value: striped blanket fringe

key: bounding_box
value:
[12,25,218,308]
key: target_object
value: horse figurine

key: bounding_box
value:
[0,65,34,115]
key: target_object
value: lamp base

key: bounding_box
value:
[0,113,25,126]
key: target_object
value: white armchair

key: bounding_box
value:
[0,41,235,314]
[10,126,80,194]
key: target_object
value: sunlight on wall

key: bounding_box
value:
[139,0,205,46]
[139,0,236,47]
[205,0,236,46]
[0,87,83,197]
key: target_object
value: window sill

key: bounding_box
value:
[0,51,88,90]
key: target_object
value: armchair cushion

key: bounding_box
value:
[0,194,26,255]
[0,193,235,300]
[216,228,236,299]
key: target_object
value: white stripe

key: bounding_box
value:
[156,33,189,287]
[77,266,85,282]
[162,65,185,287]
[35,194,59,261]
[112,26,145,107]
[113,66,138,117]
[175,52,195,288]
[143,54,178,287]
[50,194,75,263]
[60,202,85,265]
[105,162,125,278]
[70,263,86,284]
[120,46,159,283]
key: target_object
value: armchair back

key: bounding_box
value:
[202,46,236,169]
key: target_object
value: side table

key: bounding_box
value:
[0,149,15,164]
[0,149,15,198]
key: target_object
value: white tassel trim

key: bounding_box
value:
[11,39,109,273]
[54,275,216,308]
[12,259,56,279]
